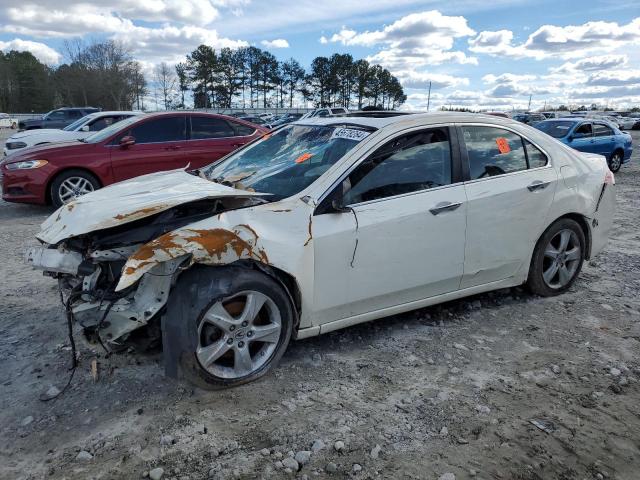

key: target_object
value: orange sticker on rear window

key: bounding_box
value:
[496,137,511,154]
[262,133,272,140]
[295,153,313,164]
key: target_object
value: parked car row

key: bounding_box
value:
[2,112,267,207]
[4,111,142,156]
[24,112,616,388]
[18,107,101,130]
[0,113,18,129]
[534,117,632,172]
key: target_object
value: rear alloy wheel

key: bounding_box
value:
[527,218,585,296]
[51,169,100,208]
[608,151,622,173]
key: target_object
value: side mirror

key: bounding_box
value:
[120,135,135,148]
[567,135,573,142]
[80,125,90,132]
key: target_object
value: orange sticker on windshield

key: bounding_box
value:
[295,153,313,164]
[496,137,511,154]
[262,133,271,140]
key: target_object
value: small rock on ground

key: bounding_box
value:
[76,451,93,461]
[149,467,164,480]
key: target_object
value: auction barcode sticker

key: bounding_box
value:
[331,127,370,142]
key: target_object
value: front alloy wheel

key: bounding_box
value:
[197,291,282,380]
[58,176,95,203]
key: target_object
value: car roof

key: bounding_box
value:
[85,111,143,118]
[293,112,522,130]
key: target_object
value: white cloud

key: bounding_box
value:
[323,10,477,69]
[399,71,470,89]
[0,38,62,64]
[1,0,221,36]
[551,55,628,74]
[482,73,537,84]
[113,25,248,61]
[586,69,640,87]
[261,39,290,48]
[469,17,640,60]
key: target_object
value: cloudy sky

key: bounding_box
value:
[1,0,639,110]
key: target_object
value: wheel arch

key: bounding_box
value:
[45,166,103,205]
[538,212,592,261]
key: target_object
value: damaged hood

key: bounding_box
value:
[37,168,267,245]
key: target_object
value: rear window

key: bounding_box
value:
[190,116,235,139]
[535,121,574,138]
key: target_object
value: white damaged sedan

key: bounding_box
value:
[26,112,615,389]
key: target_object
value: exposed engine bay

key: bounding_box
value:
[27,196,261,350]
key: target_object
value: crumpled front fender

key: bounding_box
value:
[115,223,269,291]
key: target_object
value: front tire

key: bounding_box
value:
[50,169,100,208]
[167,265,294,390]
[527,218,585,297]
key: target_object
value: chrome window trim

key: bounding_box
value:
[345,181,465,209]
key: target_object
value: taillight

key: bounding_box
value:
[604,170,615,185]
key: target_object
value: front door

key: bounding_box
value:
[110,115,188,182]
[313,126,467,322]
[459,125,557,288]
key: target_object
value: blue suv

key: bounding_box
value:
[535,117,632,172]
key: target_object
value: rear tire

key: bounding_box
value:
[50,169,100,208]
[608,150,623,173]
[166,265,294,390]
[527,218,585,297]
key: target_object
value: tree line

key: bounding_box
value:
[0,40,405,113]
[0,41,147,113]
[165,46,406,110]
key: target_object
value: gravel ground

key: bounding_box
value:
[0,128,639,480]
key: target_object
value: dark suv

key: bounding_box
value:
[19,107,100,130]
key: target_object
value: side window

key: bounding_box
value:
[47,111,66,120]
[462,126,527,179]
[67,110,83,120]
[574,123,592,137]
[88,116,118,131]
[230,121,256,136]
[593,123,613,137]
[317,110,330,117]
[129,117,186,143]
[343,128,452,205]
[524,139,548,168]
[191,116,235,139]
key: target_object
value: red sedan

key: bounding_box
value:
[1,112,267,207]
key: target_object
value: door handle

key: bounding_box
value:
[429,201,462,215]
[527,180,550,192]
[232,143,246,148]
[164,145,181,151]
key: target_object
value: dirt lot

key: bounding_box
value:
[0,128,639,480]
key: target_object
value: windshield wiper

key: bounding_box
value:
[77,138,87,143]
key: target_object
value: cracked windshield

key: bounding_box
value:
[205,124,370,200]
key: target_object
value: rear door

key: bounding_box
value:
[185,115,258,169]
[459,124,557,288]
[592,122,616,157]
[110,115,187,182]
